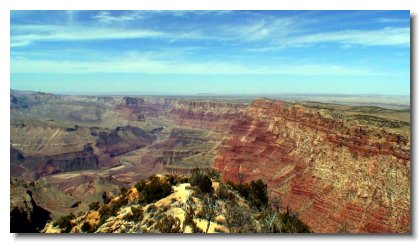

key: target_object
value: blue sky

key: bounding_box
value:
[10,10,410,95]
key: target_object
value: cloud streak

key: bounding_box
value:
[92,11,146,23]
[10,11,410,48]
[290,27,409,46]
[11,25,169,47]
[11,52,391,77]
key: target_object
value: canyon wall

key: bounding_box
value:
[168,100,247,132]
[118,97,247,132]
[94,125,156,157]
[214,98,410,233]
[12,144,101,179]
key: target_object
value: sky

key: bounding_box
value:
[10,10,410,95]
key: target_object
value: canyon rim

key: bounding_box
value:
[10,10,411,234]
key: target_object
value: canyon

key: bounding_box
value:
[10,90,410,233]
[214,98,410,233]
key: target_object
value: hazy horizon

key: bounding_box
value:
[11,11,410,95]
[11,88,411,97]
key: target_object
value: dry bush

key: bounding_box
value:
[225,203,256,233]
[155,215,181,233]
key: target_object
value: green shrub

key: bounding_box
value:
[225,203,256,233]
[155,215,181,233]
[53,213,75,233]
[199,195,221,233]
[259,206,311,233]
[97,196,128,225]
[230,179,268,210]
[166,175,178,186]
[259,208,282,233]
[88,201,100,211]
[80,221,98,233]
[146,204,157,213]
[249,179,268,210]
[279,209,311,233]
[123,206,143,222]
[119,187,128,197]
[190,169,213,194]
[206,169,221,181]
[109,196,128,216]
[135,180,147,192]
[98,205,112,224]
[136,176,173,204]
[216,183,233,201]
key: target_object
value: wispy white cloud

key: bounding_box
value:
[11,24,171,47]
[11,11,409,49]
[218,17,297,42]
[91,10,233,23]
[247,26,410,52]
[10,51,388,77]
[375,17,408,24]
[92,11,146,23]
[290,27,409,46]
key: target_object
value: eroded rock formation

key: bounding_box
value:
[169,101,247,132]
[214,98,410,233]
[12,144,101,179]
[95,125,156,157]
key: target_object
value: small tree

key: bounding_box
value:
[249,179,268,210]
[201,195,220,233]
[190,169,213,194]
[181,198,195,232]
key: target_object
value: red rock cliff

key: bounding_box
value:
[169,101,247,132]
[214,98,410,233]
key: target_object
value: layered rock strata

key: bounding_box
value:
[214,98,410,233]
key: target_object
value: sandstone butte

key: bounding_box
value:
[212,98,410,233]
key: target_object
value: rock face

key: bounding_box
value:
[95,125,156,157]
[169,101,247,132]
[117,97,172,121]
[118,97,247,132]
[214,98,410,233]
[10,178,52,233]
[10,177,86,233]
[10,146,25,164]
[12,144,101,179]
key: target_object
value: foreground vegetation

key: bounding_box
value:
[45,169,311,233]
